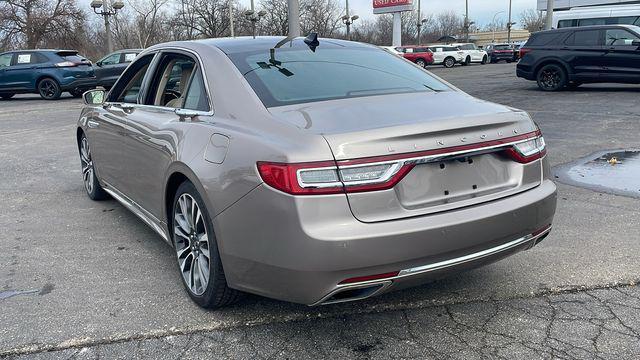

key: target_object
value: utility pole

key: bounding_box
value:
[545,0,555,30]
[229,0,235,37]
[91,0,124,54]
[507,0,513,44]
[465,0,469,42]
[288,0,301,37]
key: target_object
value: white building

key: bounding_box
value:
[538,0,640,10]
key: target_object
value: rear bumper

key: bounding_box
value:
[516,67,535,80]
[213,179,557,305]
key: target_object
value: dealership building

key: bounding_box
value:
[537,0,640,10]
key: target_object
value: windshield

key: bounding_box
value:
[228,45,450,107]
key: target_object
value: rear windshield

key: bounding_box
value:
[228,44,450,107]
[56,51,90,63]
[493,45,512,50]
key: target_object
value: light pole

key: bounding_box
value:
[342,0,359,41]
[506,0,515,44]
[491,11,505,43]
[463,0,475,42]
[229,0,235,37]
[90,0,124,54]
[244,0,267,39]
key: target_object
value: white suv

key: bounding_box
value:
[450,43,489,65]
[427,45,465,68]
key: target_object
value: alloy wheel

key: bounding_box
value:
[540,68,562,90]
[416,59,426,68]
[80,137,94,194]
[39,79,58,99]
[174,193,210,296]
[445,58,454,68]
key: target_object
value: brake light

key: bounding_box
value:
[257,131,546,195]
[504,135,546,163]
[55,61,77,67]
[519,48,533,58]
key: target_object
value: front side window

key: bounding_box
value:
[109,54,155,103]
[0,53,12,67]
[578,18,606,27]
[100,53,120,65]
[605,29,640,46]
[229,44,450,108]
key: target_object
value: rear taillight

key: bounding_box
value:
[519,48,532,58]
[55,61,78,67]
[258,131,546,195]
[257,160,414,195]
[504,134,546,163]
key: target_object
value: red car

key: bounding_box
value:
[398,46,434,68]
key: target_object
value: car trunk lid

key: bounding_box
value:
[268,91,543,222]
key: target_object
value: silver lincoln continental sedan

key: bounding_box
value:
[77,35,556,308]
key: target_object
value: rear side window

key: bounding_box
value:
[557,20,576,28]
[183,68,210,112]
[565,30,602,46]
[527,32,564,46]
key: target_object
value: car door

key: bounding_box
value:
[2,52,43,91]
[121,50,212,218]
[87,54,156,192]
[601,28,640,81]
[563,29,606,80]
[95,52,122,87]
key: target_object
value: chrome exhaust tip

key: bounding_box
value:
[314,281,392,306]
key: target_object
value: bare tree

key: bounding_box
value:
[126,0,171,48]
[0,0,85,49]
[520,9,545,33]
[301,0,342,37]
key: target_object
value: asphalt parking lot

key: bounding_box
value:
[1,62,640,360]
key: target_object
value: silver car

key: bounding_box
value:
[77,36,557,308]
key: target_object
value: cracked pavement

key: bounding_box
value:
[2,63,639,359]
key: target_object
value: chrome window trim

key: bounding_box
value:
[106,46,215,117]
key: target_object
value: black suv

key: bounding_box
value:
[517,25,640,91]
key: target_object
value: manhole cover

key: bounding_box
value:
[553,150,640,199]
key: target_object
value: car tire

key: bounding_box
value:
[415,58,426,68]
[1,93,15,99]
[172,181,241,309]
[462,56,471,66]
[481,55,488,65]
[443,57,455,68]
[536,64,567,91]
[38,78,62,100]
[79,133,110,200]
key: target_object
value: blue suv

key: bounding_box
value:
[0,50,97,100]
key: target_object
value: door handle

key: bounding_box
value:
[87,120,99,128]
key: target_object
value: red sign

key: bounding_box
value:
[373,0,411,8]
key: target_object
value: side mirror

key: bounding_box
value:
[83,89,105,106]
[633,40,640,49]
[96,61,103,67]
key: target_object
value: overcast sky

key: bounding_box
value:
[245,0,540,28]
[87,0,540,29]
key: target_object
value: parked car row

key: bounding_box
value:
[0,48,140,100]
[385,43,488,68]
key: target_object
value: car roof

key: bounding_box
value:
[182,36,371,55]
[537,24,640,33]
[3,49,77,53]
